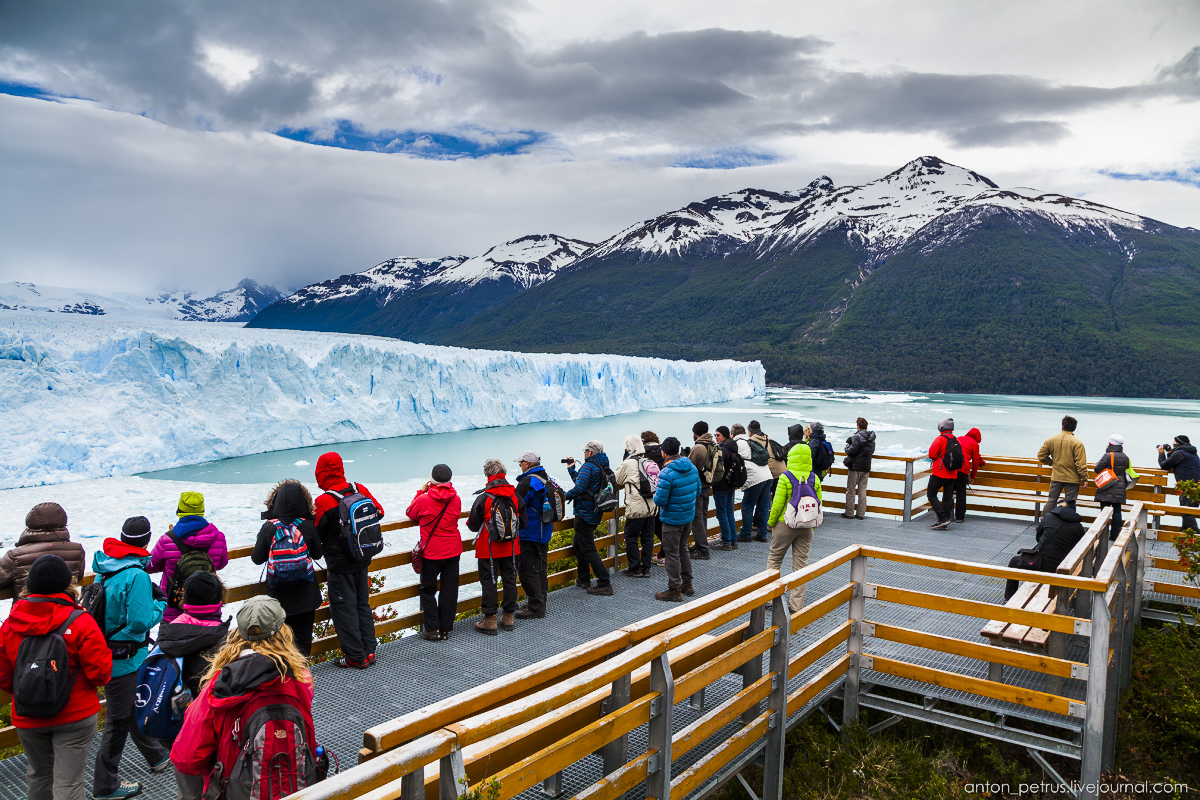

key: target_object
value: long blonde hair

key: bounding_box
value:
[200,621,313,689]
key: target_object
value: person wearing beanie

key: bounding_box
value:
[565,442,615,595]
[952,428,986,524]
[0,502,86,598]
[149,491,229,625]
[1159,434,1200,533]
[514,452,555,619]
[806,422,834,481]
[1037,416,1088,521]
[157,572,230,698]
[1095,434,1133,542]
[251,480,324,656]
[710,426,741,550]
[652,437,701,602]
[926,419,962,530]
[0,554,113,800]
[687,422,717,559]
[90,526,170,799]
[407,465,464,639]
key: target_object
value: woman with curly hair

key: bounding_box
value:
[250,480,324,655]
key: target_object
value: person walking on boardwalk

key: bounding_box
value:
[842,418,875,520]
[926,419,962,531]
[91,519,171,800]
[1158,435,1200,533]
[251,480,324,655]
[616,435,658,578]
[688,422,718,559]
[0,554,113,800]
[1037,416,1088,518]
[767,441,824,613]
[0,503,85,598]
[408,464,463,639]
[314,452,385,669]
[514,452,554,617]
[565,442,616,595]
[711,426,742,550]
[735,423,772,542]
[1095,435,1133,542]
[653,437,700,602]
[953,428,985,524]
[149,492,229,624]
[467,459,525,633]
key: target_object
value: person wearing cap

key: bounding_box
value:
[1095,435,1133,542]
[149,491,229,624]
[687,422,717,559]
[170,596,315,800]
[926,418,960,530]
[92,518,171,799]
[652,437,700,602]
[710,426,740,550]
[0,502,86,598]
[1037,416,1088,520]
[952,428,986,524]
[514,452,554,618]
[407,465,464,639]
[1159,434,1200,533]
[615,435,658,578]
[0,554,113,800]
[467,459,525,633]
[251,480,325,655]
[565,441,615,595]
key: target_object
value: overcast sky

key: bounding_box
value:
[1,0,1198,295]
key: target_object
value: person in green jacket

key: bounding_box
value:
[91,517,171,800]
[767,443,824,613]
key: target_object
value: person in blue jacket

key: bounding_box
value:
[92,517,170,800]
[514,451,554,619]
[652,437,701,602]
[565,440,614,596]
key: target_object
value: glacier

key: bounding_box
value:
[0,312,765,488]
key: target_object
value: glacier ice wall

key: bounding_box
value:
[0,313,765,488]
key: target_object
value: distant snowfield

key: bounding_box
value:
[0,312,765,488]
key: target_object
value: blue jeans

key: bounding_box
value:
[740,481,771,539]
[713,489,737,543]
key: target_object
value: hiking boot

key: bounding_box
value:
[712,542,732,552]
[680,582,695,596]
[737,535,752,542]
[655,588,684,602]
[729,541,739,550]
[587,584,614,596]
[515,606,544,619]
[841,513,855,519]
[421,630,442,641]
[931,519,951,531]
[621,568,642,577]
[440,630,451,641]
[635,568,652,578]
[150,754,173,773]
[500,612,515,631]
[855,515,865,520]
[95,782,142,800]
[753,534,770,542]
[691,550,711,560]
[574,579,592,589]
[476,615,499,636]
[334,656,369,669]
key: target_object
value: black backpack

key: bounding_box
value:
[13,599,85,719]
[541,476,568,523]
[167,533,216,610]
[326,484,384,561]
[592,466,619,513]
[767,439,786,462]
[486,494,521,543]
[941,434,964,472]
[80,564,144,660]
[810,440,834,476]
[722,447,748,489]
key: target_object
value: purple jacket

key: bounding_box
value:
[149,517,229,623]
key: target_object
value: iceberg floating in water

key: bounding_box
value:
[0,313,765,488]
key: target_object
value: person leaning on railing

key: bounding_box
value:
[1036,415,1088,520]
[1158,435,1200,533]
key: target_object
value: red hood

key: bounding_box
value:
[6,594,82,636]
[102,538,150,560]
[966,428,982,443]
[428,482,456,501]
[315,452,347,491]
[484,474,518,503]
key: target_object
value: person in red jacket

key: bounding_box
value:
[466,459,524,636]
[926,418,960,530]
[312,452,385,669]
[406,464,464,641]
[0,554,114,800]
[953,428,986,523]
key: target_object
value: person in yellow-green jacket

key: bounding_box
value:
[767,442,824,613]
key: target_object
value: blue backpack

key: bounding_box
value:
[265,519,314,588]
[135,646,192,741]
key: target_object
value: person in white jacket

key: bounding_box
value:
[733,423,772,542]
[615,434,659,577]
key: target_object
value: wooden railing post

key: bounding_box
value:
[647,653,675,800]
[762,594,791,800]
[439,749,467,800]
[1132,506,1147,626]
[902,461,914,522]
[1080,586,1111,799]
[741,604,767,723]
[402,765,426,800]
[842,554,867,730]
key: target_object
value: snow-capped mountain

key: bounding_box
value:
[0,279,283,322]
[276,257,466,311]
[425,235,595,290]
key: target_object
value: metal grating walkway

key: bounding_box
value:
[0,512,1070,799]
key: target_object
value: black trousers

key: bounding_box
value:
[479,555,518,616]
[573,519,611,587]
[1098,501,1124,542]
[420,555,461,633]
[624,517,655,572]
[518,541,549,615]
[93,671,168,795]
[327,568,376,662]
[1182,495,1199,534]
[953,473,969,521]
[286,610,316,656]
[927,475,955,523]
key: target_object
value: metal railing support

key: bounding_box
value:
[439,749,467,800]
[843,554,867,730]
[647,653,675,800]
[1080,586,1112,797]
[402,764,426,800]
[602,671,633,789]
[902,461,914,522]
[541,772,564,798]
[741,604,767,723]
[762,594,791,800]
[608,513,619,562]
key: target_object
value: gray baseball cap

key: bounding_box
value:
[514,450,541,464]
[582,440,605,453]
[237,595,286,641]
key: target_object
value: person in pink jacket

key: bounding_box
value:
[149,491,229,623]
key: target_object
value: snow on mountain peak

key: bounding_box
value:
[426,234,595,289]
[0,280,282,322]
[280,256,465,308]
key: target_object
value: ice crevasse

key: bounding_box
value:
[0,313,765,488]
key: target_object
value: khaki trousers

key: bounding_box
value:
[766,521,814,613]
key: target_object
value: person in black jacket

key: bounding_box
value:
[251,480,324,655]
[1094,434,1132,541]
[1159,435,1200,533]
[156,572,230,697]
[1004,504,1085,599]
[842,419,876,520]
[711,427,741,551]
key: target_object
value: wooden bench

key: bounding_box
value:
[980,508,1111,692]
